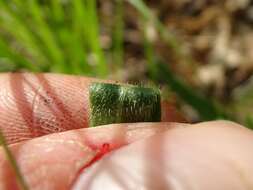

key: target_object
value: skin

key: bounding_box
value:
[0,73,253,190]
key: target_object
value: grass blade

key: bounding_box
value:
[127,0,185,57]
[0,130,29,190]
[128,0,227,120]
[141,20,223,120]
[0,1,49,69]
[245,115,253,129]
[26,0,66,72]
[0,38,39,71]
[84,0,108,77]
[70,0,91,74]
[155,63,229,120]
[141,17,157,78]
[126,0,151,19]
[50,0,65,23]
[112,0,125,69]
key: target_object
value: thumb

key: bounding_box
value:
[0,122,181,190]
[73,121,253,190]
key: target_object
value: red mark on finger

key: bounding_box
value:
[71,143,115,188]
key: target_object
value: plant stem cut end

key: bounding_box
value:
[89,82,161,127]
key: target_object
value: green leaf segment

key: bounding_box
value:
[89,82,161,127]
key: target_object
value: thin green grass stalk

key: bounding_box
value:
[49,0,87,74]
[112,0,125,69]
[127,0,184,57]
[0,1,49,69]
[70,0,91,75]
[141,17,157,78]
[0,1,44,54]
[48,0,81,74]
[129,0,199,75]
[26,0,66,72]
[126,0,151,19]
[50,0,65,23]
[133,10,229,120]
[245,117,253,128]
[128,0,228,120]
[139,15,223,120]
[245,115,253,129]
[155,63,230,120]
[0,39,39,71]
[0,130,29,190]
[84,0,108,77]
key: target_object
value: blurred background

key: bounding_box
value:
[1,0,253,126]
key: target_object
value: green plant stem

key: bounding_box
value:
[127,0,180,55]
[112,0,125,69]
[71,0,91,74]
[0,0,49,69]
[0,39,39,71]
[155,63,230,120]
[27,0,66,72]
[0,130,29,190]
[84,0,108,77]
[141,18,157,78]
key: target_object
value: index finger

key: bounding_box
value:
[0,73,184,144]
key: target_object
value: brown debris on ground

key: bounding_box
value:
[99,0,253,122]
